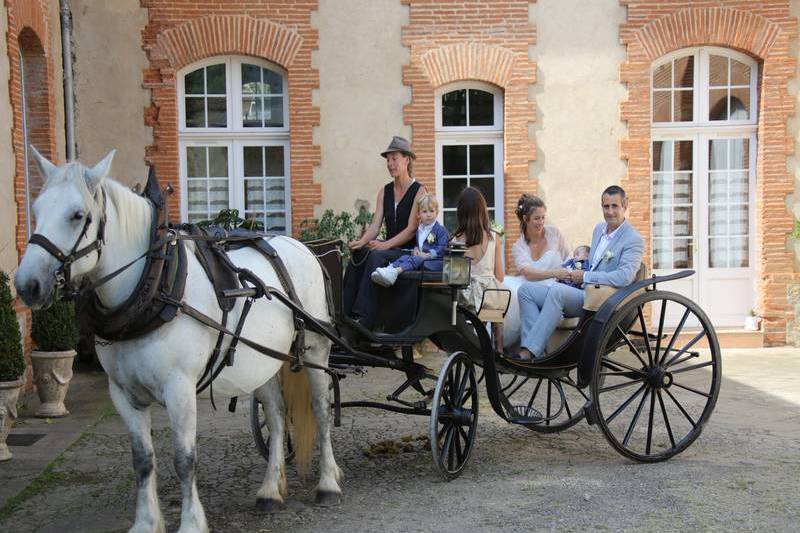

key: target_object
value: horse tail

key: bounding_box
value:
[281,363,316,479]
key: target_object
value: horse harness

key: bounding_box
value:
[28,169,336,402]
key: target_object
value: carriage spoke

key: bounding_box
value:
[657,390,676,448]
[654,299,668,364]
[664,388,697,428]
[663,352,698,368]
[636,306,654,366]
[646,388,656,455]
[457,368,470,402]
[615,326,649,369]
[664,331,707,367]
[622,386,650,447]
[454,427,464,463]
[604,383,646,424]
[545,381,553,424]
[601,358,647,377]
[563,394,573,419]
[507,377,529,398]
[670,380,711,398]
[561,377,590,401]
[669,360,714,374]
[659,307,691,366]
[501,376,520,394]
[599,378,644,394]
[442,424,456,468]
[460,385,475,406]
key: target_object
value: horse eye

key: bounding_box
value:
[72,211,85,221]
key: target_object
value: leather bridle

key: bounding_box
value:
[27,189,107,299]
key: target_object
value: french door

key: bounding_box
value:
[652,132,756,327]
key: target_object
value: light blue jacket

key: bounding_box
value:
[583,220,644,288]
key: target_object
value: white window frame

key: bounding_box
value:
[651,46,758,132]
[435,81,505,227]
[178,56,291,232]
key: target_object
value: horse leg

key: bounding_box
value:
[305,336,343,505]
[108,381,165,533]
[163,379,208,533]
[253,375,288,512]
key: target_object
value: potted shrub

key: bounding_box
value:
[31,299,79,417]
[0,271,25,461]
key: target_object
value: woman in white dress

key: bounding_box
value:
[504,194,571,348]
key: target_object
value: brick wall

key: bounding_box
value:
[401,0,537,262]
[141,0,321,233]
[619,1,798,344]
[5,0,56,389]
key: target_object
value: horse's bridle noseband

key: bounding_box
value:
[28,190,107,299]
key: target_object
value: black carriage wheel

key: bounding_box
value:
[499,369,588,433]
[250,394,295,462]
[430,351,479,480]
[590,290,721,462]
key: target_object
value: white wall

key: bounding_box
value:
[530,0,628,248]
[72,0,151,187]
[313,0,411,218]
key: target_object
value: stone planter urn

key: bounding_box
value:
[31,350,76,418]
[0,378,23,461]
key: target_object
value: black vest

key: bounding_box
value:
[383,180,421,249]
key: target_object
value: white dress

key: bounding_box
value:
[504,225,571,348]
[459,234,505,312]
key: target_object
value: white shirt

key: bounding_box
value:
[590,220,627,271]
[417,221,436,250]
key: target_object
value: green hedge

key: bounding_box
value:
[32,299,79,352]
[0,271,24,381]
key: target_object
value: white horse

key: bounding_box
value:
[15,149,342,532]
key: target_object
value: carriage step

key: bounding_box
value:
[507,405,544,425]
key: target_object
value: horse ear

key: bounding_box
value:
[86,149,115,191]
[29,145,57,178]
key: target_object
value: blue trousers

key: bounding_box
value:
[392,254,443,273]
[518,281,584,357]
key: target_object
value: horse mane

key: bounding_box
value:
[42,162,152,247]
[101,179,153,247]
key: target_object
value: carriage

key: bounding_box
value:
[252,239,721,479]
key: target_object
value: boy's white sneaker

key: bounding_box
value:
[371,266,399,287]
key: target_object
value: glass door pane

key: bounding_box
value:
[242,144,287,234]
[441,143,496,233]
[652,140,694,269]
[707,138,749,268]
[185,145,229,223]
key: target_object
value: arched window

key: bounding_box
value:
[178,56,290,233]
[435,82,504,232]
[651,47,757,327]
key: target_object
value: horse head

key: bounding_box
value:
[15,146,115,308]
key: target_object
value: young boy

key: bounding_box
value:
[558,245,590,288]
[371,193,450,287]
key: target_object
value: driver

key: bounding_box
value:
[513,185,643,361]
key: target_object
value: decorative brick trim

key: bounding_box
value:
[5,0,55,391]
[155,15,304,70]
[142,3,321,234]
[619,1,798,345]
[420,43,517,89]
[401,1,537,265]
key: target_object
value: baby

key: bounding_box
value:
[371,193,450,287]
[558,245,590,288]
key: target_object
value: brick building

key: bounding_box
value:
[3,0,800,360]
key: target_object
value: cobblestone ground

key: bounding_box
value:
[1,351,799,532]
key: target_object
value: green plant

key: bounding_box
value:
[794,219,800,240]
[198,208,264,232]
[0,271,25,381]
[490,219,505,238]
[31,300,79,352]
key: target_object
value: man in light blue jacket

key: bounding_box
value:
[514,185,644,361]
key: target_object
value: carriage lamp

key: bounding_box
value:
[443,244,471,325]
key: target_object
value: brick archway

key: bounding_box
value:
[619,3,798,345]
[142,6,321,233]
[155,15,304,71]
[420,43,517,89]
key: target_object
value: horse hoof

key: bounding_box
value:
[315,491,341,507]
[255,497,284,514]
